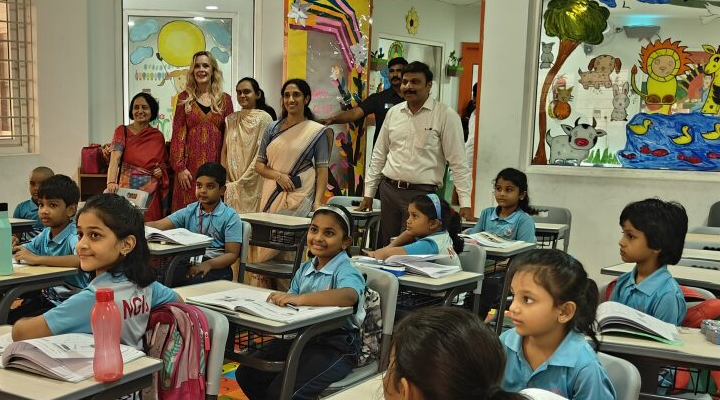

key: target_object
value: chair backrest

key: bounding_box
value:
[458,242,486,293]
[356,265,398,371]
[328,196,381,210]
[597,352,641,400]
[678,258,720,271]
[532,205,572,251]
[116,188,149,208]
[708,201,720,227]
[236,221,252,283]
[194,306,229,398]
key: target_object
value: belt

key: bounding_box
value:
[384,177,438,192]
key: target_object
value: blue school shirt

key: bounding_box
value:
[501,328,616,400]
[44,272,178,350]
[290,252,366,329]
[167,201,243,253]
[609,265,686,325]
[470,206,536,243]
[12,199,44,234]
[402,231,461,267]
[23,222,88,289]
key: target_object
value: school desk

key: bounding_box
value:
[324,374,384,400]
[686,232,720,251]
[177,280,352,400]
[0,265,77,324]
[601,262,720,292]
[148,241,208,287]
[9,218,35,235]
[238,212,312,280]
[682,248,720,263]
[461,220,568,250]
[0,326,161,400]
[599,328,720,395]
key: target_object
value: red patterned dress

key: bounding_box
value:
[169,91,233,211]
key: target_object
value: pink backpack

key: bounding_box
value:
[143,302,210,400]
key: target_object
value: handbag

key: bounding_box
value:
[80,144,108,174]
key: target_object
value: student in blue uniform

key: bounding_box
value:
[610,198,687,325]
[365,193,464,266]
[501,249,616,400]
[12,166,54,243]
[12,193,179,350]
[470,168,537,243]
[236,204,365,400]
[147,162,242,286]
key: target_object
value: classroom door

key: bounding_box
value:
[456,42,481,119]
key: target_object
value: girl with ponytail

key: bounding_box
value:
[500,249,616,400]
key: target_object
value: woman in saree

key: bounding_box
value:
[105,92,169,222]
[170,50,234,211]
[249,78,333,287]
[220,77,275,214]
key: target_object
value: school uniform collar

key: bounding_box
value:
[506,328,586,369]
[491,207,523,223]
[305,251,350,276]
[631,264,672,295]
[193,200,228,216]
[90,271,129,286]
[51,221,76,244]
[399,97,435,114]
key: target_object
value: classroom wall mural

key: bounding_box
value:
[530,0,720,171]
[124,13,234,140]
[284,0,372,198]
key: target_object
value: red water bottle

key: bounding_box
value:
[91,288,123,381]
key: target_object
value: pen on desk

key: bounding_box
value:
[285,304,300,312]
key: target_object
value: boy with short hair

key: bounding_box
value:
[12,166,55,243]
[611,197,688,325]
[147,162,242,286]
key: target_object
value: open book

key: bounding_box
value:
[0,333,145,382]
[144,226,212,246]
[459,231,520,248]
[354,254,461,278]
[187,288,341,323]
[597,301,682,345]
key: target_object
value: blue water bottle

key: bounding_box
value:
[0,203,13,275]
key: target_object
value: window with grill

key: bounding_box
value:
[0,0,34,154]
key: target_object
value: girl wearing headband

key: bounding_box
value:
[365,193,463,266]
[236,204,366,399]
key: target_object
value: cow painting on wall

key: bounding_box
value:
[546,117,606,165]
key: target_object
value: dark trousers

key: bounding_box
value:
[170,257,233,287]
[378,179,436,247]
[236,330,359,400]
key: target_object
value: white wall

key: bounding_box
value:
[0,0,91,211]
[477,0,716,282]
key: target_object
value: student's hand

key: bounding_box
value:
[152,165,163,179]
[275,173,295,192]
[178,169,193,191]
[356,197,373,212]
[187,262,212,279]
[267,292,302,307]
[105,182,119,193]
[13,246,39,265]
[459,207,475,222]
[11,236,19,247]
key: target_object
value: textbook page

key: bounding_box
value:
[459,231,520,248]
[144,226,212,246]
[597,301,680,342]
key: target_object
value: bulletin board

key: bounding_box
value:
[527,0,720,172]
[284,0,372,198]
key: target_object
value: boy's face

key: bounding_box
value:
[619,219,660,266]
[37,197,76,228]
[29,172,51,203]
[195,176,224,206]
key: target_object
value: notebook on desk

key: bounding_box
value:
[597,301,682,345]
[459,232,522,248]
[144,226,212,246]
[353,255,460,278]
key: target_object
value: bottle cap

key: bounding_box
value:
[0,203,7,212]
[95,288,114,302]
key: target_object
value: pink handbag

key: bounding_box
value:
[81,144,108,174]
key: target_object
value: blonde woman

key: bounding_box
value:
[170,50,234,211]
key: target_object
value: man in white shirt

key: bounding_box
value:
[358,61,473,246]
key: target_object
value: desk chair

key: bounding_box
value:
[234,221,252,283]
[327,196,382,249]
[532,206,572,252]
[322,265,398,395]
[458,243,486,310]
[597,352,641,400]
[195,306,230,400]
[708,201,720,227]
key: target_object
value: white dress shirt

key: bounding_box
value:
[364,97,472,208]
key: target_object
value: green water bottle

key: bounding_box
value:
[0,203,12,275]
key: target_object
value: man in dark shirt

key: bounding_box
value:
[322,57,408,145]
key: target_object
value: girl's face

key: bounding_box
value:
[494,177,525,210]
[193,55,213,86]
[131,96,151,124]
[76,210,135,275]
[236,80,258,109]
[282,84,309,116]
[508,271,568,338]
[307,213,350,266]
[406,202,440,237]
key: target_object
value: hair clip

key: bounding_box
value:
[426,193,442,219]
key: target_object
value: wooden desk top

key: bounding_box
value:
[0,327,161,400]
[177,280,351,334]
[682,248,720,262]
[9,218,35,227]
[0,265,77,286]
[600,262,720,291]
[686,233,720,245]
[238,212,311,228]
[325,374,383,400]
